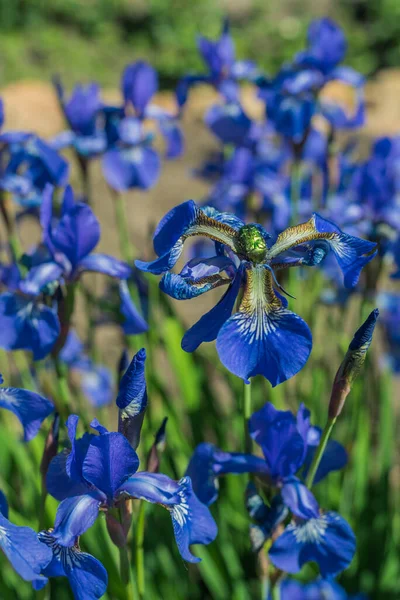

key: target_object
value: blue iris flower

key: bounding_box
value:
[0,266,61,360]
[46,415,217,563]
[0,375,54,441]
[0,491,52,587]
[135,200,376,384]
[38,184,132,284]
[34,531,108,600]
[176,19,258,108]
[257,18,364,143]
[269,510,356,578]
[275,577,367,599]
[186,402,347,513]
[52,78,107,159]
[102,61,183,192]
[0,111,69,208]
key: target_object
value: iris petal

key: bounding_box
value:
[216,266,312,385]
[268,213,376,288]
[182,264,244,352]
[0,386,54,442]
[0,513,52,581]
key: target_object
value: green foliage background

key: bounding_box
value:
[0,0,399,86]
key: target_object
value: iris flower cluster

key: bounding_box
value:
[53,61,183,193]
[0,349,217,599]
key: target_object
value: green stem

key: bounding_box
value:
[38,487,47,531]
[243,380,252,454]
[305,416,337,489]
[119,545,135,600]
[290,161,301,226]
[136,501,146,600]
[271,584,281,600]
[53,357,72,416]
[113,190,135,262]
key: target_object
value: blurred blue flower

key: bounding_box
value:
[177,19,258,107]
[0,491,52,586]
[60,330,113,408]
[34,531,108,600]
[0,376,54,441]
[136,201,376,384]
[377,292,400,373]
[39,184,131,283]
[276,577,367,599]
[52,78,107,159]
[0,132,69,209]
[46,415,217,563]
[0,284,60,360]
[257,18,364,143]
[102,60,183,192]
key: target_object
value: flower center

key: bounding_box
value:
[237,224,268,264]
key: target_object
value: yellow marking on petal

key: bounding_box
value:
[183,209,239,252]
[239,266,281,315]
[267,215,335,259]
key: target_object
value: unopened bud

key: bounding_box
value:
[106,501,133,548]
[146,417,168,473]
[329,309,379,418]
[116,349,147,449]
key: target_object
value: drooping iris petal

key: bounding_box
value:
[62,546,108,600]
[82,433,139,499]
[281,477,319,519]
[160,270,230,300]
[27,136,69,186]
[185,442,268,505]
[0,294,60,360]
[0,513,52,582]
[122,61,158,116]
[169,476,218,563]
[269,512,356,577]
[38,531,108,600]
[249,402,307,479]
[205,102,252,146]
[52,494,103,547]
[181,264,244,352]
[119,281,148,335]
[116,350,147,448]
[322,67,365,129]
[102,146,160,192]
[268,213,376,288]
[216,266,312,385]
[51,204,100,271]
[78,253,131,279]
[0,386,54,442]
[303,426,347,484]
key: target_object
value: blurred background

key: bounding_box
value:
[0,2,400,600]
[0,0,399,85]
